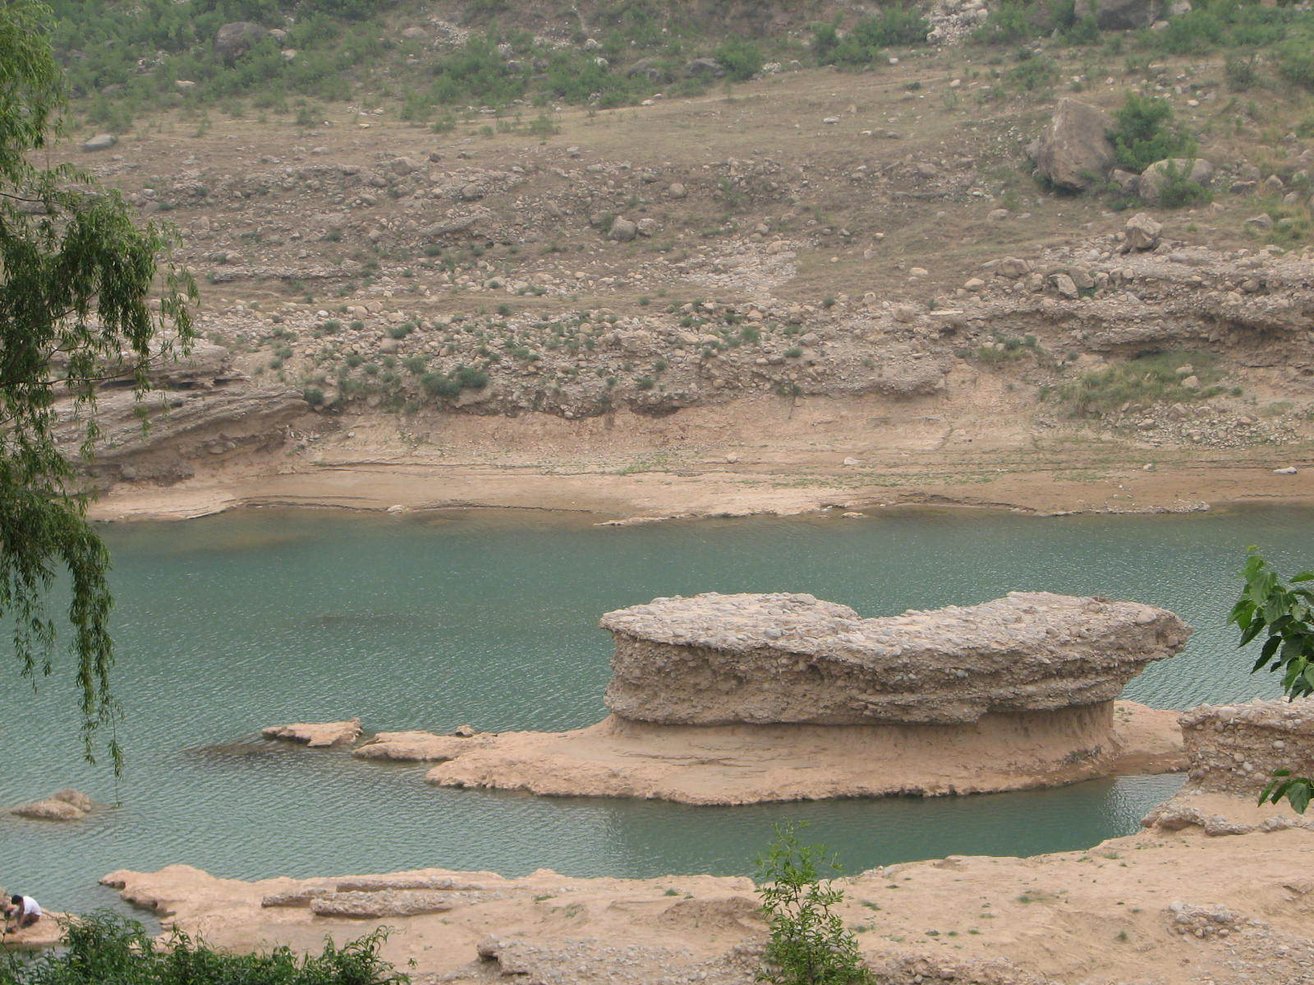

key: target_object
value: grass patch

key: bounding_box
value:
[1056,350,1224,417]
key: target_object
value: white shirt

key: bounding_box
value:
[17,897,40,918]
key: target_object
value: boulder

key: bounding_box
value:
[1073,0,1163,29]
[685,57,725,79]
[1137,158,1214,204]
[215,22,268,62]
[1028,98,1116,191]
[82,133,117,152]
[601,591,1189,726]
[262,718,362,748]
[1123,211,1163,251]
[608,217,638,242]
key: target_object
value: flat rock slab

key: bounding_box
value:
[352,730,492,761]
[423,701,1184,804]
[1,914,68,950]
[601,591,1189,726]
[262,718,361,748]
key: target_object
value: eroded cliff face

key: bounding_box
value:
[1178,698,1314,796]
[601,591,1191,726]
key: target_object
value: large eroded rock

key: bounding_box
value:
[601,591,1189,726]
[1028,98,1115,192]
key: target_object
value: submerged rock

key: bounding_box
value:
[10,788,96,822]
[261,718,362,748]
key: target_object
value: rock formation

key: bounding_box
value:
[410,591,1191,803]
[601,591,1188,726]
[1178,698,1314,796]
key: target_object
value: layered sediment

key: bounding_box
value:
[601,591,1188,725]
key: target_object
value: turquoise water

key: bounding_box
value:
[1,506,1307,913]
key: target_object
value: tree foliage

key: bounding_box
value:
[1229,550,1314,813]
[755,824,874,985]
[1,0,196,770]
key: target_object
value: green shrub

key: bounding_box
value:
[714,39,763,81]
[756,824,874,985]
[1109,92,1194,172]
[1224,52,1259,90]
[821,8,929,65]
[302,386,325,406]
[0,911,407,985]
[1277,30,1314,89]
[454,365,489,389]
[1149,159,1212,208]
[420,372,461,398]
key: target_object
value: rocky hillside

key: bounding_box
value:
[49,0,1314,498]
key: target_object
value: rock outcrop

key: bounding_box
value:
[1177,698,1314,796]
[601,591,1189,726]
[1028,99,1116,192]
[1073,0,1163,30]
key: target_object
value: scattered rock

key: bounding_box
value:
[608,217,638,242]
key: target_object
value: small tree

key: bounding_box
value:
[755,824,874,985]
[1228,550,1314,813]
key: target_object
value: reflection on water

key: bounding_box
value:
[1,506,1309,911]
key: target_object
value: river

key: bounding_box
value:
[1,506,1306,912]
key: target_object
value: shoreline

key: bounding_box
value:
[86,456,1314,524]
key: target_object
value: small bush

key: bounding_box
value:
[0,910,407,985]
[714,39,763,81]
[756,824,874,985]
[302,386,325,407]
[420,372,461,398]
[1277,30,1314,90]
[1149,159,1211,208]
[822,8,929,65]
[1109,92,1194,172]
[1058,349,1222,416]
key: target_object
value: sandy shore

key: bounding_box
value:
[100,789,1314,985]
